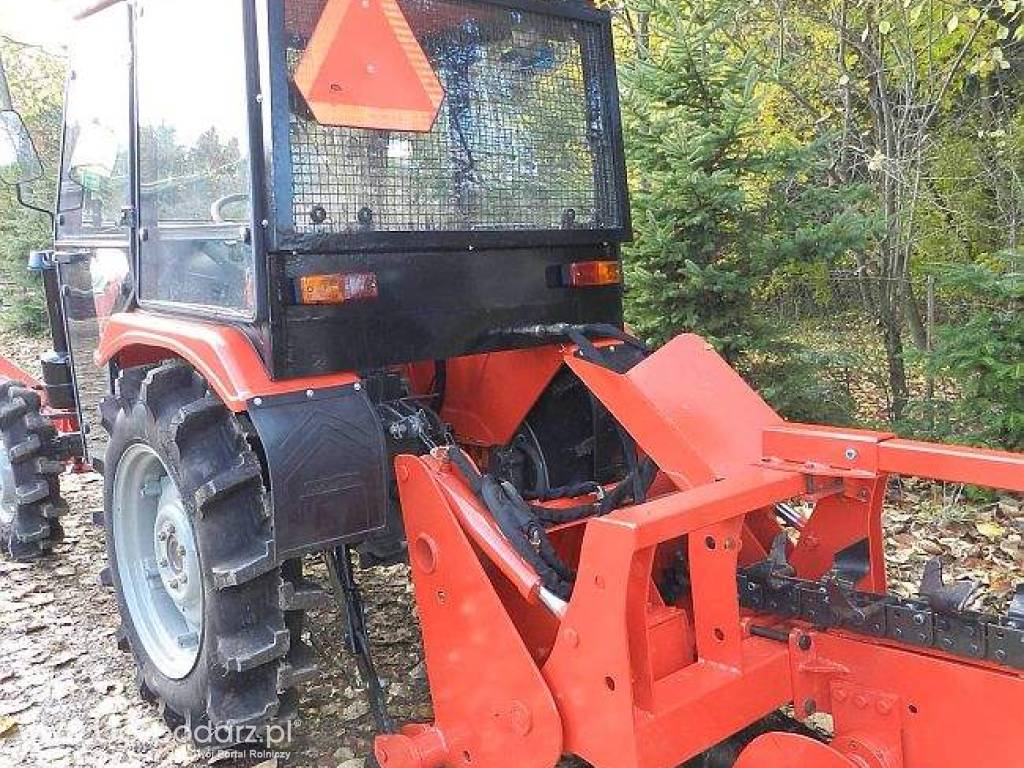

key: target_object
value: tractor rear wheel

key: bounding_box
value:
[0,379,67,560]
[101,361,321,746]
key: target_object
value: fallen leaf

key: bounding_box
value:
[977,521,1007,539]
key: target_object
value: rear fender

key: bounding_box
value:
[96,311,359,410]
[97,311,387,558]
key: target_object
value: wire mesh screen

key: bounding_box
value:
[282,0,625,234]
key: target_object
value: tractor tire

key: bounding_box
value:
[0,379,67,560]
[100,361,324,747]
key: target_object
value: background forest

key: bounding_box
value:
[1,0,1021,451]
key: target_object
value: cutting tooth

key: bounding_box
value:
[1009,584,1024,622]
[829,538,871,588]
[918,557,980,613]
[768,532,793,574]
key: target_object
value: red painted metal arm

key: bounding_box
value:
[0,357,42,390]
[614,468,805,549]
[433,466,544,605]
[878,438,1024,493]
[764,424,1024,493]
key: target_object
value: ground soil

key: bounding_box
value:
[0,330,1020,768]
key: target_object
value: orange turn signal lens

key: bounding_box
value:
[296,272,379,305]
[566,260,622,288]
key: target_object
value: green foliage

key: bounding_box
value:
[920,259,1023,449]
[617,0,873,423]
[0,41,65,335]
[0,202,49,333]
[743,341,857,425]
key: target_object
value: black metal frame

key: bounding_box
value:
[258,0,632,254]
[50,1,136,463]
[130,0,269,328]
[55,0,632,382]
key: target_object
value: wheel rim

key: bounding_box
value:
[0,437,15,525]
[113,443,202,679]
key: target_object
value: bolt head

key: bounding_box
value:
[157,530,168,542]
[844,447,859,461]
[158,558,168,568]
[179,574,187,585]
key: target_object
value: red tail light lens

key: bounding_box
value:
[296,272,380,304]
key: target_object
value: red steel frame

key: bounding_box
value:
[375,334,1024,768]
[8,311,1023,767]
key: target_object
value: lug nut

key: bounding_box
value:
[158,558,168,568]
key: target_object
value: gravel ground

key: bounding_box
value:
[0,468,434,768]
[0,331,1020,768]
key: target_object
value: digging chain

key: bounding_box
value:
[738,565,1024,673]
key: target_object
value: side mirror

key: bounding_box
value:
[0,109,43,187]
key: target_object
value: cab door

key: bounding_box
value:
[53,2,134,468]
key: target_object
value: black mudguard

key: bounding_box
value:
[247,383,389,559]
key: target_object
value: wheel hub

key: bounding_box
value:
[113,444,203,679]
[152,478,202,629]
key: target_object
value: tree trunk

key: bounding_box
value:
[881,299,909,423]
[903,278,928,350]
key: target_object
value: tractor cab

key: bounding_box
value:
[53,0,627,376]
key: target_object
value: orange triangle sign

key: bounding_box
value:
[294,0,445,132]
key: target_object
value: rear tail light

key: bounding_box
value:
[565,260,622,288]
[295,272,380,305]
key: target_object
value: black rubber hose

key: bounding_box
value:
[527,458,657,525]
[480,475,573,598]
[524,481,602,502]
[431,359,447,414]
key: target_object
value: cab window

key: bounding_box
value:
[56,5,131,239]
[135,0,255,316]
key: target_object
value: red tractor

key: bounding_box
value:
[0,0,1021,765]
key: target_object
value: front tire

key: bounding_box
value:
[102,361,321,746]
[0,380,67,560]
